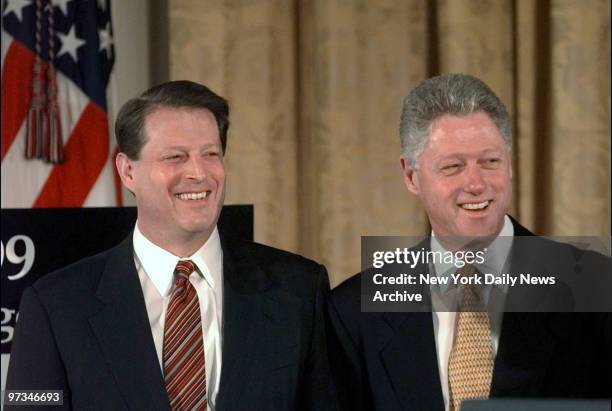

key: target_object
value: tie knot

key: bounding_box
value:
[174,260,196,280]
[455,264,486,310]
[456,263,478,277]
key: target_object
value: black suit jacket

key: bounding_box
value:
[328,219,611,410]
[6,233,338,411]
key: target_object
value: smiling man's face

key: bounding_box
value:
[401,112,512,242]
[116,107,225,254]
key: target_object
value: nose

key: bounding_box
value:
[185,156,206,182]
[463,164,485,195]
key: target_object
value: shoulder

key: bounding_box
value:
[239,238,322,269]
[222,234,328,289]
[510,215,609,263]
[33,249,107,293]
[329,270,366,323]
[29,240,128,309]
[330,271,362,303]
[513,223,610,264]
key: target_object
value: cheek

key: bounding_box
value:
[215,167,226,181]
[430,180,460,201]
[210,164,226,184]
[154,168,182,188]
[421,187,455,214]
[491,173,512,192]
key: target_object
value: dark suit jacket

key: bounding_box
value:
[328,219,611,410]
[6,233,338,411]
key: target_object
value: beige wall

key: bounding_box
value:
[110,0,151,207]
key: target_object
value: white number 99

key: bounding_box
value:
[1,235,35,280]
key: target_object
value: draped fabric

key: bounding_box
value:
[167,0,610,286]
[1,0,119,208]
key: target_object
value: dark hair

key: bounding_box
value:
[115,80,230,159]
[399,73,511,166]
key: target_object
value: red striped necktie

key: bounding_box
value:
[163,260,207,410]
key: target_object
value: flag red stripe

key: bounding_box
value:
[34,102,109,207]
[1,41,35,160]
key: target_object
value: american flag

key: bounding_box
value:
[1,0,120,208]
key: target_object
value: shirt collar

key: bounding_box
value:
[478,214,514,275]
[430,214,514,294]
[133,223,222,296]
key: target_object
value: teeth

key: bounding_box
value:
[461,200,489,210]
[176,192,208,200]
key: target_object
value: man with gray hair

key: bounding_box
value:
[328,73,611,410]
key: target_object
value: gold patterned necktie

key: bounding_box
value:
[163,260,207,410]
[447,264,493,411]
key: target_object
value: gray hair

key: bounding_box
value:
[399,73,512,166]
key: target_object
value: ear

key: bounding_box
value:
[400,156,420,195]
[115,152,136,192]
[506,148,513,181]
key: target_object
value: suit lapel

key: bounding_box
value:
[492,218,555,397]
[88,236,171,411]
[380,311,445,410]
[378,256,444,410]
[492,312,554,397]
[215,235,277,408]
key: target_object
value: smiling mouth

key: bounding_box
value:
[175,191,209,200]
[460,200,490,210]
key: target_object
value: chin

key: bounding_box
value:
[187,222,215,234]
[177,216,215,235]
[457,221,499,239]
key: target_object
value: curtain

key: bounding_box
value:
[168,0,610,286]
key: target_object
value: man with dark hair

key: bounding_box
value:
[328,73,611,410]
[115,80,231,159]
[6,80,338,410]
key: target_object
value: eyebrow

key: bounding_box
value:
[437,148,504,158]
[163,143,220,151]
[480,148,504,154]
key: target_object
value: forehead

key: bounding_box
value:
[144,106,217,129]
[425,112,506,154]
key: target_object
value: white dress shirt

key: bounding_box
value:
[133,223,223,410]
[430,215,514,411]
